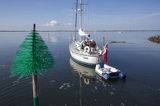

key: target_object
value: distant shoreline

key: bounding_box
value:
[0,30,160,32]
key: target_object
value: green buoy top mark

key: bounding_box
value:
[11,24,54,77]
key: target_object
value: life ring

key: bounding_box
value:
[84,46,90,53]
[84,78,90,85]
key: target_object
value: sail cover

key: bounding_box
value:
[78,28,89,36]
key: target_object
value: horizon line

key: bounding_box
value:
[0,29,160,32]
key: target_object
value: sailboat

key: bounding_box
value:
[69,0,102,66]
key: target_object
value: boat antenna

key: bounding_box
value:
[103,36,106,46]
[74,0,79,41]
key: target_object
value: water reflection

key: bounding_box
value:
[43,33,58,43]
[70,58,96,85]
[69,58,126,86]
[69,58,120,106]
[0,64,9,69]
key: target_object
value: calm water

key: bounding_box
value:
[0,31,160,106]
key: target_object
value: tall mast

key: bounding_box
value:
[80,0,83,29]
[74,0,78,40]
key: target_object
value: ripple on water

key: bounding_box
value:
[0,77,32,105]
[59,83,72,90]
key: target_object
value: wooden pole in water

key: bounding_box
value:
[32,73,39,106]
[32,24,39,106]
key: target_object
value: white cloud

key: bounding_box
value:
[44,20,59,27]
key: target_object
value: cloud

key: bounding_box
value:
[44,20,59,27]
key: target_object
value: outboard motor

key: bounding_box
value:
[95,64,101,70]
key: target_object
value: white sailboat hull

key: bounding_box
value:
[69,43,99,66]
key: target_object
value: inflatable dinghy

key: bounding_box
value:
[95,64,126,80]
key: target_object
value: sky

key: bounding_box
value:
[0,0,160,30]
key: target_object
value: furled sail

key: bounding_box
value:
[78,28,89,36]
